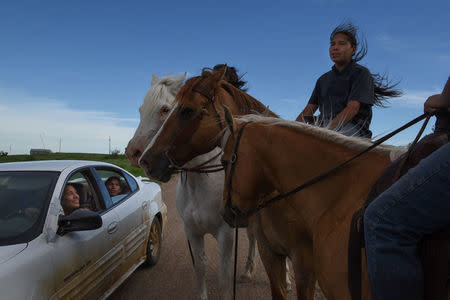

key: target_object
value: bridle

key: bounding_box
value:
[221,122,252,226]
[164,84,226,173]
[222,113,433,223]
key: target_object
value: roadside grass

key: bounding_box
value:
[0,153,146,177]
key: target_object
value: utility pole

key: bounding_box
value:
[40,134,46,149]
[59,138,61,153]
[109,136,111,154]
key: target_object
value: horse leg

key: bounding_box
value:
[216,225,234,300]
[250,218,288,300]
[258,245,288,300]
[239,227,257,282]
[285,258,293,292]
[290,244,316,300]
[186,229,208,300]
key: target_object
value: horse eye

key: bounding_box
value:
[179,107,194,120]
[160,105,170,114]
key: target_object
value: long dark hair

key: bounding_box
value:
[331,22,402,106]
[212,64,248,91]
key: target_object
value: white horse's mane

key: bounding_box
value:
[140,74,185,116]
[236,114,406,159]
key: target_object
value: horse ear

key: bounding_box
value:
[151,75,159,86]
[212,65,227,83]
[223,105,236,134]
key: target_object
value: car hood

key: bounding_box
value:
[0,243,27,264]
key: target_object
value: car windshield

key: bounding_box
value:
[0,171,59,246]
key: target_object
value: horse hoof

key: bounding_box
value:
[286,282,292,293]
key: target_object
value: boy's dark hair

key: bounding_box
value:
[105,176,121,185]
[331,22,402,106]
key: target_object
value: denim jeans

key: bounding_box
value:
[364,142,450,300]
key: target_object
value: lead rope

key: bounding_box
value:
[233,221,239,300]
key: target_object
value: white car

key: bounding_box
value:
[0,160,167,300]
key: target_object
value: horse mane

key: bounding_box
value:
[221,81,279,117]
[141,74,185,116]
[236,114,406,158]
[177,70,279,118]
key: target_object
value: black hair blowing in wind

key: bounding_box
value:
[331,22,403,107]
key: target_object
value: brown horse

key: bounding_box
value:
[138,67,311,299]
[220,113,405,300]
[139,66,277,181]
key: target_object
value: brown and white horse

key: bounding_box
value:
[220,113,405,300]
[138,67,302,299]
[129,70,291,299]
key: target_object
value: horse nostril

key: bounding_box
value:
[132,150,142,160]
[138,158,148,169]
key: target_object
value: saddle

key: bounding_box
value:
[348,128,450,300]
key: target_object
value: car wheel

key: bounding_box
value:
[144,217,161,267]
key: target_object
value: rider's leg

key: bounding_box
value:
[364,142,450,300]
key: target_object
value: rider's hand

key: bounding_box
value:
[424,94,444,113]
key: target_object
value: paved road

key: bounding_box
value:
[109,175,300,300]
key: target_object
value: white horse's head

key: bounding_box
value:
[126,73,186,166]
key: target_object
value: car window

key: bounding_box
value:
[0,171,59,246]
[95,168,132,205]
[123,172,138,192]
[62,171,103,215]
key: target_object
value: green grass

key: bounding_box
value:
[0,153,146,177]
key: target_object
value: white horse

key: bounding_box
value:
[126,74,272,300]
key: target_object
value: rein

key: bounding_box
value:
[225,113,433,219]
[167,151,225,173]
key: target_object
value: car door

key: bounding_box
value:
[50,168,123,300]
[93,167,148,280]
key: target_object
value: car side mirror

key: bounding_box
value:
[57,209,102,236]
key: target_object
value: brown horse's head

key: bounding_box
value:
[220,108,275,227]
[139,66,277,182]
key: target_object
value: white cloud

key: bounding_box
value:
[0,88,139,155]
[389,88,442,109]
[438,55,450,64]
[375,33,400,52]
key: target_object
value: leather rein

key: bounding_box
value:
[223,113,433,220]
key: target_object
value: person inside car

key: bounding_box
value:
[61,184,81,215]
[105,176,129,203]
[105,176,122,197]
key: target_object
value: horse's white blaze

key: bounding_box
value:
[142,101,180,157]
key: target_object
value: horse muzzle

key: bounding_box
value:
[139,153,174,182]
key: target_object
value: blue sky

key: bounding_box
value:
[1,0,449,154]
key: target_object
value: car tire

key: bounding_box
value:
[144,217,162,267]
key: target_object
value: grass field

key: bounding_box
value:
[0,153,146,177]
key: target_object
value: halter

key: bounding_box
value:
[223,113,433,224]
[165,84,225,172]
[222,122,252,227]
